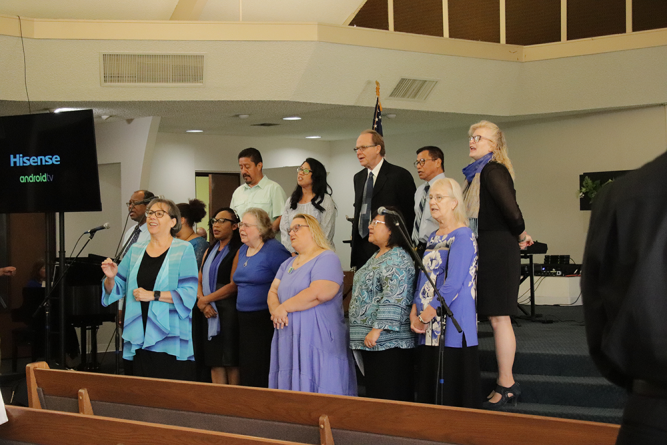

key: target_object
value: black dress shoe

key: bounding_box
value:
[483,382,521,409]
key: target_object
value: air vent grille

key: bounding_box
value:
[101,53,204,86]
[389,78,437,100]
[251,123,280,127]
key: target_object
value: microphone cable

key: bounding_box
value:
[113,211,133,260]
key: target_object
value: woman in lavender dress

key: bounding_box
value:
[268,214,356,395]
[410,178,481,408]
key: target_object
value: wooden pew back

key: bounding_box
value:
[0,406,305,445]
[26,362,619,445]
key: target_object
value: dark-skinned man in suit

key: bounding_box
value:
[351,129,416,270]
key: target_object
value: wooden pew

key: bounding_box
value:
[26,362,619,445]
[0,406,307,445]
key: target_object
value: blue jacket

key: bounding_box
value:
[102,238,198,361]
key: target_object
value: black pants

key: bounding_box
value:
[415,343,482,408]
[132,349,196,381]
[361,348,414,402]
[616,393,667,445]
[238,309,274,388]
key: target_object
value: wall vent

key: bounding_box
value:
[389,78,437,100]
[101,53,204,86]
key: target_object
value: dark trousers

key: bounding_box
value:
[132,349,196,381]
[360,348,414,402]
[238,309,274,388]
[616,393,667,445]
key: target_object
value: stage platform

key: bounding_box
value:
[479,304,625,424]
[3,305,626,426]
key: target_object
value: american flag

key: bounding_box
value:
[372,82,383,136]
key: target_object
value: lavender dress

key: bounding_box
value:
[269,250,357,396]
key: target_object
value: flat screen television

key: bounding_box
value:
[0,109,102,213]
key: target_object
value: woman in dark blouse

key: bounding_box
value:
[462,121,533,409]
[197,207,242,384]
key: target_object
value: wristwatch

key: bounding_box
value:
[153,290,161,301]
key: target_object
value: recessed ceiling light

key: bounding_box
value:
[386,114,396,119]
[305,136,321,139]
[236,114,250,119]
[186,129,203,133]
[53,107,83,113]
[282,116,301,121]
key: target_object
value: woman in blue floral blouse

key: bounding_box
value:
[410,178,481,408]
[349,206,415,402]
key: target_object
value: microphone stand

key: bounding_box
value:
[112,217,142,375]
[33,230,100,369]
[384,211,461,405]
[33,231,99,319]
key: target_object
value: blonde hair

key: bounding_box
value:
[468,120,515,179]
[292,214,332,251]
[242,208,275,241]
[431,178,469,227]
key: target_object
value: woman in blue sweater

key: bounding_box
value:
[233,207,291,387]
[101,198,199,381]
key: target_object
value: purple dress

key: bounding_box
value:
[268,250,357,396]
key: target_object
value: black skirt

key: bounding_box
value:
[477,230,520,317]
[204,296,240,368]
[415,342,482,409]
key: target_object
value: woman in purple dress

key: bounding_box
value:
[267,214,356,395]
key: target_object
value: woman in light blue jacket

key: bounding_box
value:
[102,198,199,381]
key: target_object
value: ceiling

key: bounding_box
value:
[0,1,656,141]
[0,0,364,24]
[0,99,639,142]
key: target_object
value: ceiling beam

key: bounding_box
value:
[170,0,208,21]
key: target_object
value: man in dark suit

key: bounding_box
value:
[582,151,667,445]
[351,129,416,270]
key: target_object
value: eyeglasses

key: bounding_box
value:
[353,144,377,152]
[414,158,434,168]
[238,222,258,229]
[429,194,450,203]
[210,218,236,226]
[146,210,170,218]
[369,220,386,227]
[287,224,309,235]
[126,200,146,207]
[296,167,312,175]
[469,135,494,144]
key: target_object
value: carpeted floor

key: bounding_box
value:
[478,304,625,423]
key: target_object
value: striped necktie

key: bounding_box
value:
[412,184,430,244]
[121,225,141,260]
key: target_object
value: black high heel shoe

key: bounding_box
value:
[483,383,521,409]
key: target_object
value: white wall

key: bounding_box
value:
[95,116,161,220]
[149,132,332,203]
[329,106,667,268]
[107,106,667,275]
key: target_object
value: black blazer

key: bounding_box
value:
[350,159,416,270]
[582,151,667,390]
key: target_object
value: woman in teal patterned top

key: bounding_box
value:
[349,206,416,401]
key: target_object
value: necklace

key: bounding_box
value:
[244,242,263,266]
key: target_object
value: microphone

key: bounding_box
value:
[85,222,110,235]
[377,206,400,216]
